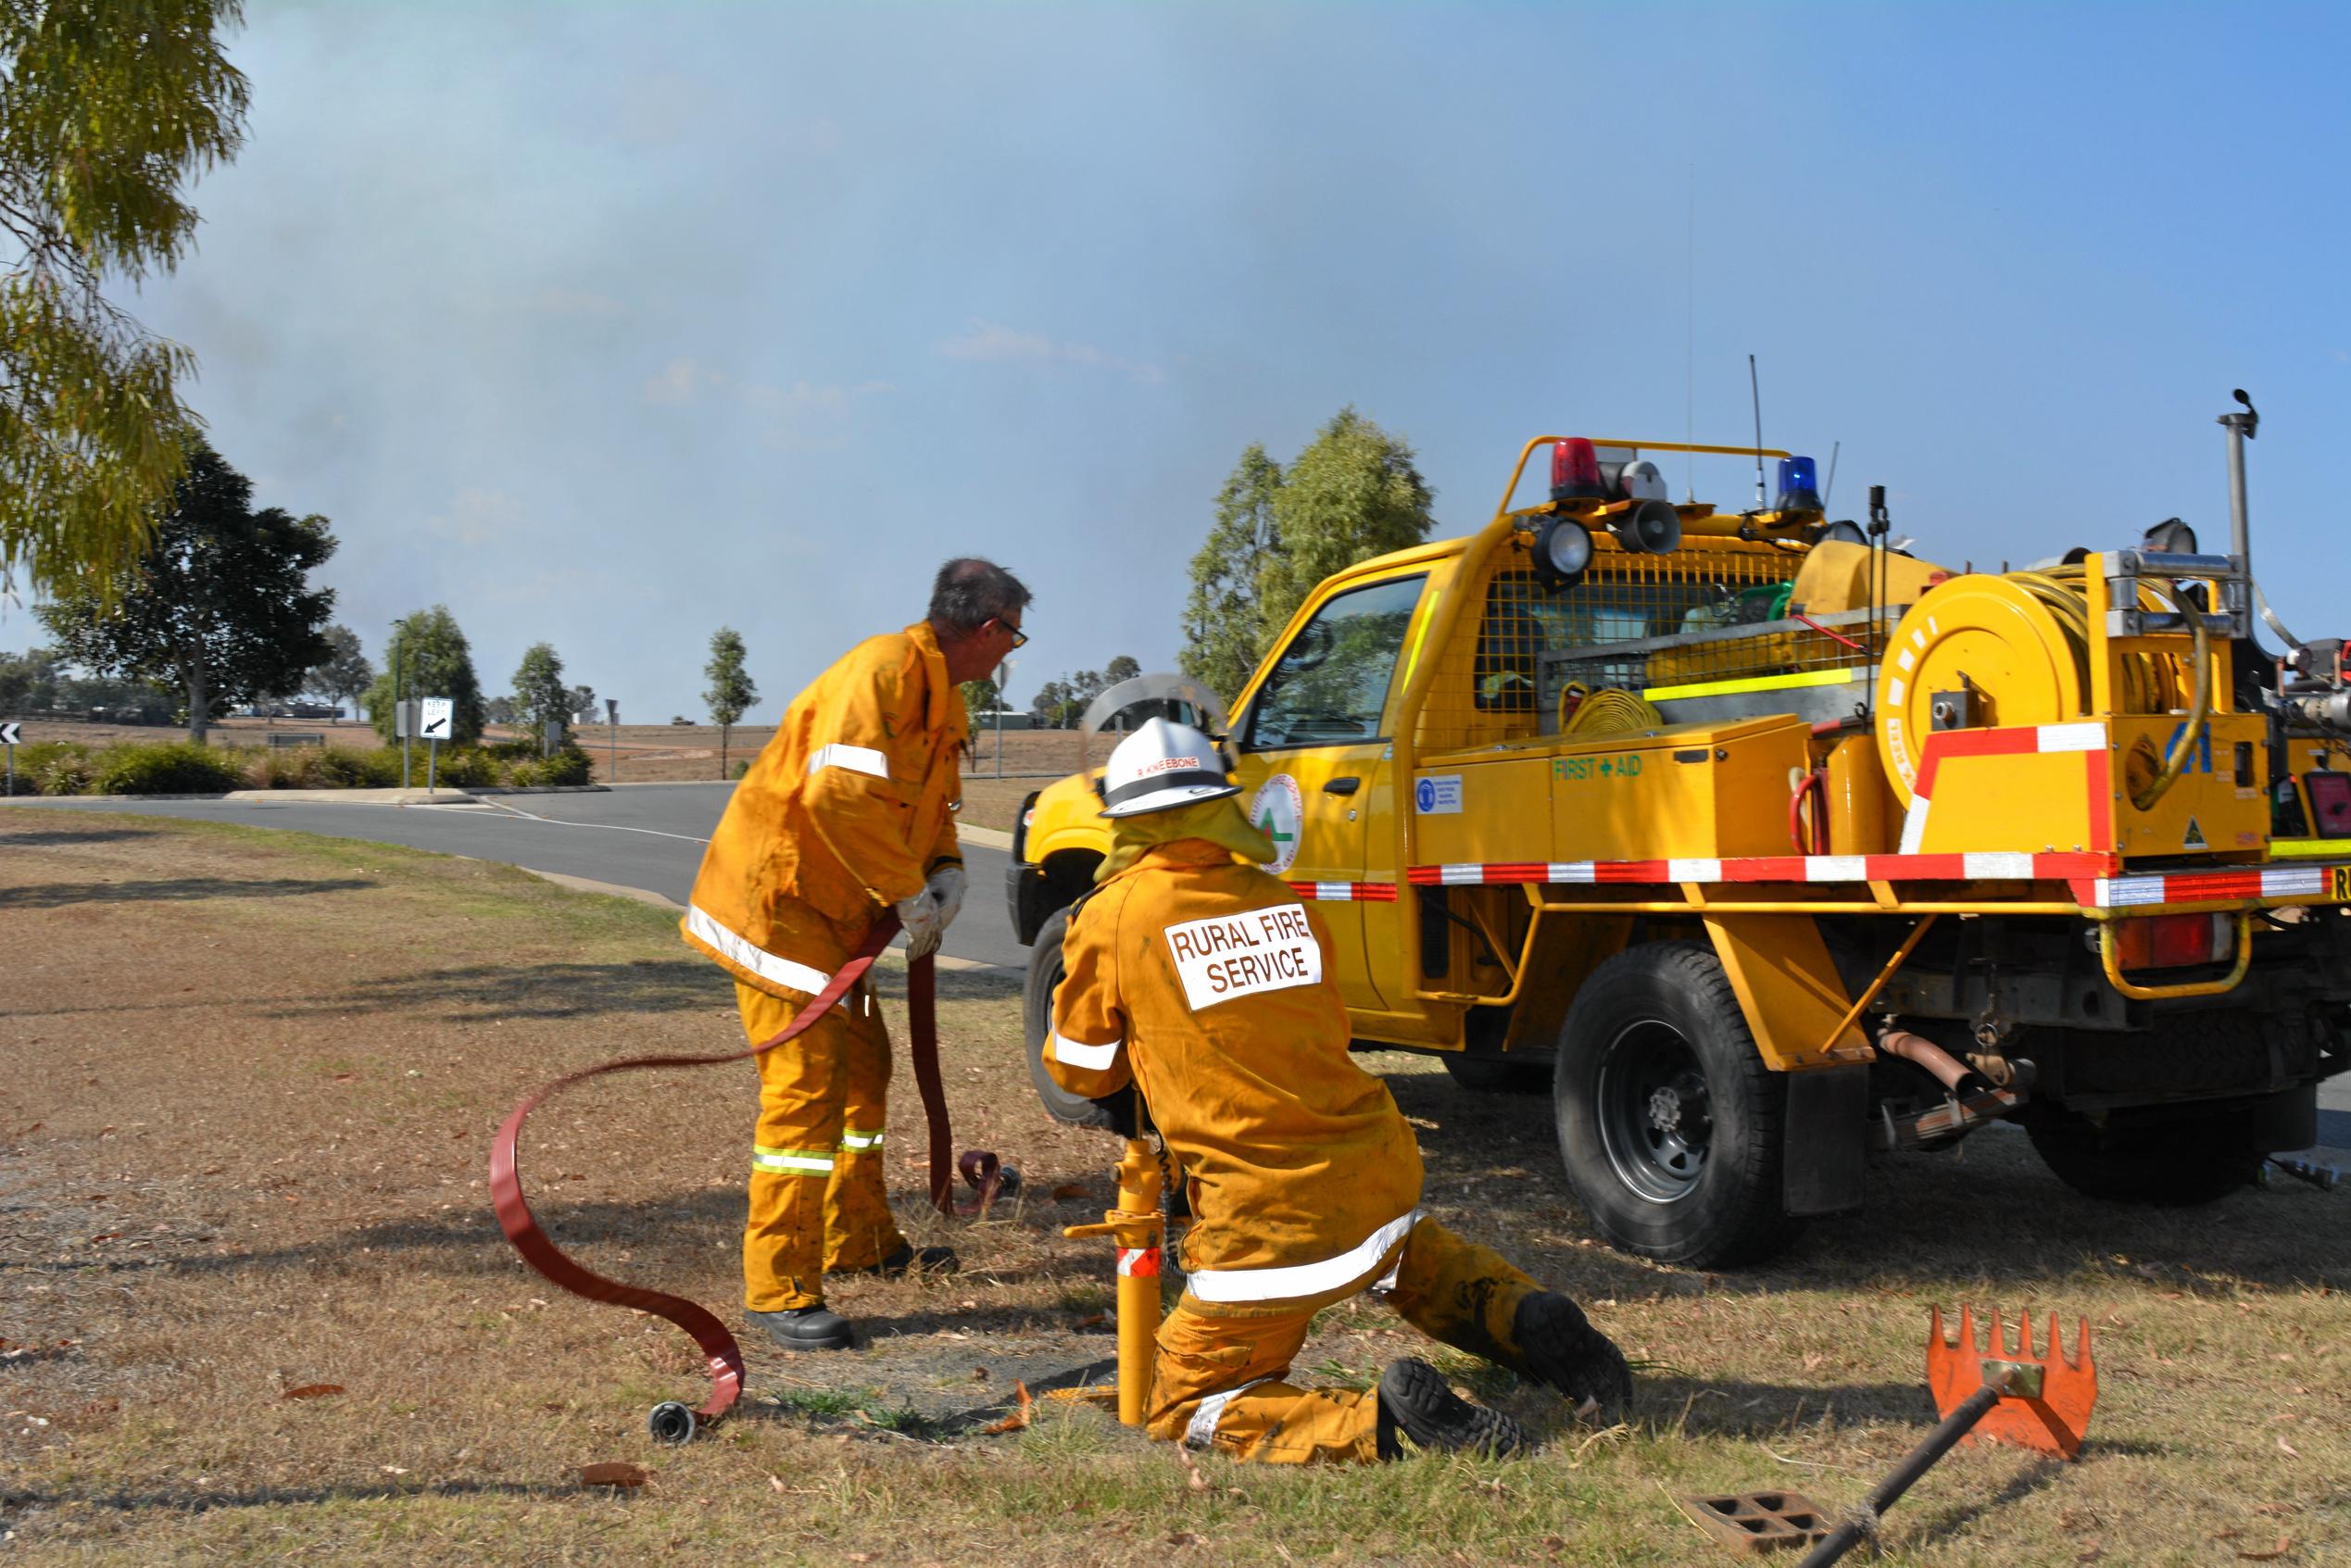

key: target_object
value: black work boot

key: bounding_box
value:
[833,1243,959,1279]
[747,1304,856,1350]
[1510,1292,1634,1423]
[1374,1359,1531,1460]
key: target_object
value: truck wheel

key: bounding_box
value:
[2027,1108,2260,1206]
[1022,906,1125,1132]
[1553,941,1796,1267]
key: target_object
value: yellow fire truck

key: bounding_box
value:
[1007,405,2351,1266]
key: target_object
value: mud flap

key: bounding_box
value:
[1782,1063,1867,1217]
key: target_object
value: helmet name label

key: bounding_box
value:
[1163,904,1323,1011]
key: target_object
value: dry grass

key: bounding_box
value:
[2,813,2345,1566]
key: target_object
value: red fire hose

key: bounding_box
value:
[489,917,989,1444]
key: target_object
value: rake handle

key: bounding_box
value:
[1795,1371,2012,1568]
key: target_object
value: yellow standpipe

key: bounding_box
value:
[1061,1136,1165,1426]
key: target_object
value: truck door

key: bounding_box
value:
[1231,573,1427,1013]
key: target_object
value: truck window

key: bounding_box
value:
[1474,570,1791,710]
[1243,575,1427,749]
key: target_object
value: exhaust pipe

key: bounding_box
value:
[2221,389,2303,653]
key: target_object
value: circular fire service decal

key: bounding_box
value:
[1249,773,1305,875]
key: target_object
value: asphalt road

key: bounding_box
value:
[0,784,1029,971]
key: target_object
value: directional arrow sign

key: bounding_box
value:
[0,721,19,746]
[420,697,453,738]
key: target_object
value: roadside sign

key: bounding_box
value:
[0,721,19,746]
[420,697,454,738]
[395,699,421,739]
[2,719,18,797]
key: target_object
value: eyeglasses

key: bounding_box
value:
[990,616,1029,650]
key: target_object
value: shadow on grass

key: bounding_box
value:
[264,959,733,1022]
[0,1480,635,1515]
[0,875,376,909]
[0,826,162,848]
[1380,1065,2351,1298]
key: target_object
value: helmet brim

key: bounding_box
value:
[1096,780,1242,819]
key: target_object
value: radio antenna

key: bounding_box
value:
[1823,439,1841,508]
[1748,354,1766,508]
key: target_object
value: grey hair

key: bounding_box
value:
[927,557,1031,637]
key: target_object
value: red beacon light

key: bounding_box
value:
[1550,438,1607,502]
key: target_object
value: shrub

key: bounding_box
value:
[88,741,252,796]
[731,758,751,781]
[9,741,91,796]
[534,746,591,786]
[503,759,544,788]
[258,746,331,789]
[431,746,500,787]
[317,747,406,788]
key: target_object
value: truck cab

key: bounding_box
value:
[1010,433,2351,1266]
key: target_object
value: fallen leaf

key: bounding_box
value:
[2239,1539,2293,1562]
[1177,1444,1210,1492]
[281,1384,344,1400]
[769,1474,786,1493]
[848,1556,874,1564]
[380,1465,409,1475]
[1051,1183,1089,1199]
[333,1073,355,1083]
[1167,1534,1205,1548]
[979,1380,1034,1436]
[972,1366,989,1382]
[1074,1312,1108,1330]
[581,1461,647,1487]
[2076,1539,2103,1562]
[2277,1437,2301,1458]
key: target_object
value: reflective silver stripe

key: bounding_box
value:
[807,743,890,780]
[751,1147,836,1174]
[1185,1208,1424,1305]
[1051,1031,1122,1070]
[685,903,836,997]
[1185,1376,1275,1448]
[840,1129,885,1151]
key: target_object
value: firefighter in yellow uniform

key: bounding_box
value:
[682,558,1031,1350]
[1048,718,1634,1461]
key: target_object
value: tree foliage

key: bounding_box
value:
[1179,410,1435,704]
[362,606,485,746]
[512,642,570,748]
[37,443,335,744]
[1,0,251,597]
[1104,654,1141,685]
[307,623,371,710]
[957,675,999,715]
[704,624,757,778]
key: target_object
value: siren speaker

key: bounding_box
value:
[1612,498,1682,555]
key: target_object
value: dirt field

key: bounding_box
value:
[3,814,2346,1565]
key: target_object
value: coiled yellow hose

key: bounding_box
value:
[2004,565,2210,811]
[1558,683,1664,735]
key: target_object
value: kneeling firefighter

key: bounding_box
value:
[1046,718,1635,1462]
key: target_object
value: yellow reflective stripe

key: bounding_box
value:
[1643,666,1864,704]
[840,1129,885,1150]
[752,1146,836,1174]
[1399,587,1440,691]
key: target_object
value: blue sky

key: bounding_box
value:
[11,1,2349,717]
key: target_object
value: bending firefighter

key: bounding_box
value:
[680,558,1032,1350]
[1047,719,1635,1461]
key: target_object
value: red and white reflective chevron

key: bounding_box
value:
[1899,721,2112,855]
[1116,1246,1162,1278]
[2075,860,2351,909]
[1286,881,1400,902]
[1406,852,2115,888]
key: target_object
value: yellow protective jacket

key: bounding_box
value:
[1048,839,1424,1304]
[682,621,966,997]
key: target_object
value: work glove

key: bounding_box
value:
[895,888,944,960]
[926,861,967,935]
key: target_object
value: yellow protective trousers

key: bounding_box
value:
[1146,1218,1543,1464]
[737,977,906,1311]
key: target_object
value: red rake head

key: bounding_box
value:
[1926,1305,2098,1461]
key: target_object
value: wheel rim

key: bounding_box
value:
[1595,1020,1712,1203]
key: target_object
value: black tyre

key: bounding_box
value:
[1022,905,1127,1132]
[1553,941,1796,1267]
[2027,1107,2261,1206]
[1441,1053,1550,1095]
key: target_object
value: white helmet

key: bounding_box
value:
[1096,717,1239,819]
